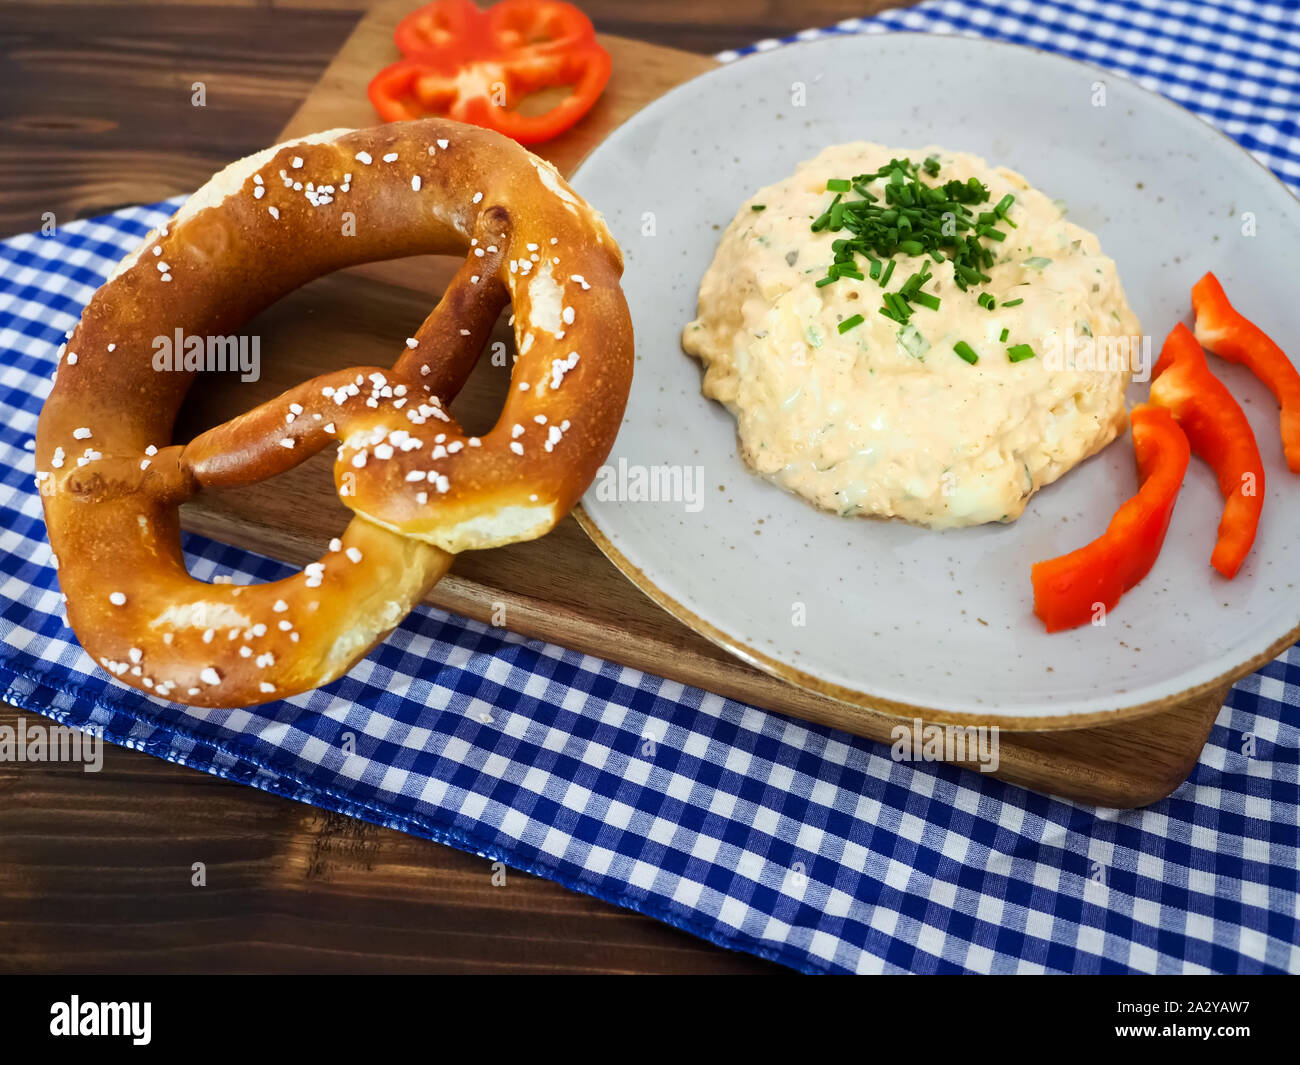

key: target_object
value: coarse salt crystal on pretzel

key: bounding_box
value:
[36,118,633,708]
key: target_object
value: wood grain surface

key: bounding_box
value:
[0,0,1226,974]
[0,0,916,237]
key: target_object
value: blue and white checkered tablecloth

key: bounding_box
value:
[2,0,1298,974]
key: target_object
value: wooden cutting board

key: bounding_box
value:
[174,0,1226,807]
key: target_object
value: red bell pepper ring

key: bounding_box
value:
[1192,270,1300,473]
[393,0,483,55]
[395,0,595,59]
[1150,322,1265,579]
[1031,405,1190,632]
[369,0,612,145]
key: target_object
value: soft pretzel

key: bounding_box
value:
[35,118,633,707]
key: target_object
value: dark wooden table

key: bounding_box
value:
[0,0,913,975]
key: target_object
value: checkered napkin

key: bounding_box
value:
[2,0,1298,974]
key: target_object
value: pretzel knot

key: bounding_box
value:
[35,119,633,707]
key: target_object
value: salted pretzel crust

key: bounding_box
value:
[36,119,633,708]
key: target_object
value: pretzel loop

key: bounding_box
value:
[36,119,633,707]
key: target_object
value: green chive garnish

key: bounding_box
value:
[953,341,979,364]
[808,159,1017,316]
[1007,343,1037,362]
[838,314,865,334]
[999,327,1010,343]
[899,268,929,298]
[815,275,836,288]
[1002,297,1024,307]
[751,204,767,211]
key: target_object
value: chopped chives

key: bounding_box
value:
[898,269,927,298]
[808,158,1014,315]
[878,293,908,324]
[1002,297,1024,307]
[953,341,979,365]
[751,204,767,211]
[978,292,996,310]
[1007,343,1037,362]
[999,327,1010,342]
[838,314,865,334]
[815,275,836,287]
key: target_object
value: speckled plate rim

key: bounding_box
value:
[573,504,1300,732]
[570,32,1300,732]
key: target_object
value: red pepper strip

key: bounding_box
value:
[1191,270,1300,473]
[371,0,611,145]
[1150,322,1265,579]
[1031,405,1190,632]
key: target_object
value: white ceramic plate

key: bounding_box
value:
[569,33,1300,726]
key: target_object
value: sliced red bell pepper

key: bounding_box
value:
[1191,270,1300,473]
[1150,322,1265,579]
[395,0,595,59]
[393,0,482,55]
[369,0,612,145]
[1031,405,1190,632]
